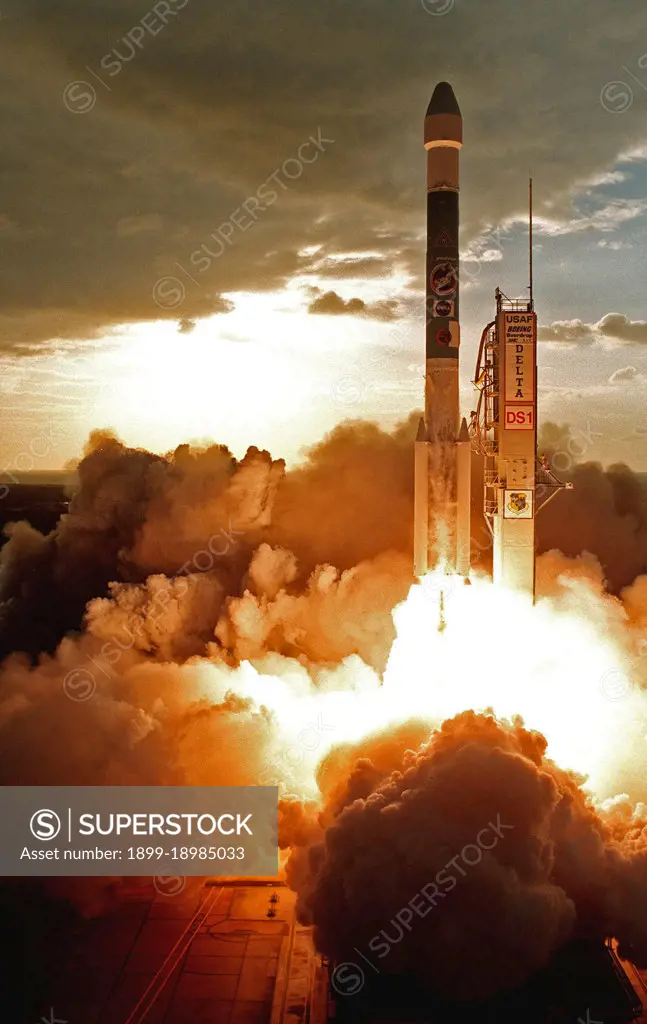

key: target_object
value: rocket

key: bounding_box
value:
[414,81,471,578]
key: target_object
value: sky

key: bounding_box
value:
[0,0,647,471]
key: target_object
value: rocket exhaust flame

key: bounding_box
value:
[260,568,647,803]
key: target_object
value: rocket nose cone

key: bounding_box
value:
[426,81,461,118]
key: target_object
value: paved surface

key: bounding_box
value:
[39,893,647,1024]
[45,881,322,1024]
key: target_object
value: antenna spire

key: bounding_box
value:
[528,176,534,311]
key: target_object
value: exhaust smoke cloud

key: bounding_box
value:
[1,418,647,997]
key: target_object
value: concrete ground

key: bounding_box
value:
[43,880,326,1024]
[35,886,647,1024]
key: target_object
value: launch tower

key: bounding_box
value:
[472,283,569,598]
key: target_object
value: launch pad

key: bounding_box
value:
[27,880,647,1024]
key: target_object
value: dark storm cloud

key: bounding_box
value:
[1,0,646,349]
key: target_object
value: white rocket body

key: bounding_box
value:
[414,82,471,579]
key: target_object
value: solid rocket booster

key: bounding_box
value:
[414,82,469,577]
